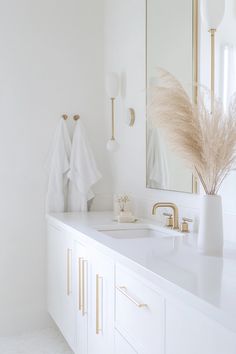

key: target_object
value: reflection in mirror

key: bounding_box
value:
[146,0,198,193]
[200,0,236,210]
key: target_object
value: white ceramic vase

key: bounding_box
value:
[198,195,224,257]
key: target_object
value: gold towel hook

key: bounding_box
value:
[73,114,80,121]
[62,114,68,120]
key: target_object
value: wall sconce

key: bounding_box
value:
[126,108,135,127]
[202,0,225,112]
[106,72,120,152]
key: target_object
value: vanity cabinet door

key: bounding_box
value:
[75,241,89,354]
[115,330,137,354]
[47,224,76,351]
[166,299,236,354]
[88,249,115,354]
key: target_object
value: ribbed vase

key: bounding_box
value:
[198,195,224,257]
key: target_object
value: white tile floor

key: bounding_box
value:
[0,327,73,354]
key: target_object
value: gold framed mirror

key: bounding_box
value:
[146,0,199,194]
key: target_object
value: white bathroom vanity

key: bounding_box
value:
[47,212,236,354]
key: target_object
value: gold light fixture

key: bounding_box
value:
[202,0,225,112]
[126,108,135,127]
[106,72,120,152]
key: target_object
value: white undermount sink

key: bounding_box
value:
[96,223,182,239]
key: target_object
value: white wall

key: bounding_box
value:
[104,0,236,242]
[0,0,110,335]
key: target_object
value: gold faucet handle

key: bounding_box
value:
[180,217,193,233]
[163,212,172,217]
[163,212,173,228]
[183,217,193,223]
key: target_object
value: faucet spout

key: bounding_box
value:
[152,202,179,230]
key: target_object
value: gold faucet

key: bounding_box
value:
[152,202,179,230]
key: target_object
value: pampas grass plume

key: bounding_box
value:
[148,69,236,195]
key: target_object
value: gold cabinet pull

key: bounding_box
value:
[96,274,103,334]
[116,286,147,308]
[81,260,87,316]
[78,257,83,311]
[78,258,87,315]
[67,249,72,296]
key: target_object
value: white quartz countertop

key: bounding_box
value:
[47,211,236,333]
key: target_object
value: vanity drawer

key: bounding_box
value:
[115,265,165,354]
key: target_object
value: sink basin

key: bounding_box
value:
[96,224,180,239]
[99,228,161,239]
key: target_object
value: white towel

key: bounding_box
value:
[46,119,71,213]
[147,125,169,189]
[68,120,102,212]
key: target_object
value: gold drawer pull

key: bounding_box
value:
[78,258,88,316]
[116,286,147,308]
[96,274,103,334]
[78,258,83,311]
[82,260,87,316]
[67,249,72,296]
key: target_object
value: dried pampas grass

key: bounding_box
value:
[148,69,236,195]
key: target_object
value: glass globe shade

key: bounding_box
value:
[106,139,119,152]
[201,0,225,29]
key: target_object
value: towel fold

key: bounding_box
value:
[68,120,102,212]
[46,119,71,213]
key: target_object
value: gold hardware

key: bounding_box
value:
[62,114,68,120]
[73,114,80,121]
[193,0,199,105]
[191,0,199,194]
[67,249,72,296]
[78,258,87,315]
[116,286,147,308]
[180,221,189,233]
[96,274,102,334]
[163,212,174,228]
[78,258,83,311]
[128,108,135,127]
[209,28,216,113]
[180,217,193,233]
[111,97,115,140]
[183,217,193,223]
[152,202,179,229]
[81,260,87,316]
[62,114,81,121]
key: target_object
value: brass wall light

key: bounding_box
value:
[106,72,120,152]
[126,108,135,127]
[202,0,225,112]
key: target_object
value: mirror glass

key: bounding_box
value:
[146,0,198,193]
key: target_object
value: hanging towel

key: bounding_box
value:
[68,120,102,212]
[46,119,71,213]
[147,124,169,189]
